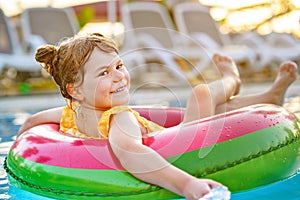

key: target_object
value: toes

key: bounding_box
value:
[213,54,221,62]
[213,53,233,64]
[276,61,298,84]
[222,55,233,63]
[280,61,298,73]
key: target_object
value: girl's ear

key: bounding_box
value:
[66,83,84,101]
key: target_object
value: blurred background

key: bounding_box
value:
[2,0,300,36]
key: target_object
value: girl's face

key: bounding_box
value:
[78,48,130,110]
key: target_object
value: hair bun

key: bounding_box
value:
[35,45,58,75]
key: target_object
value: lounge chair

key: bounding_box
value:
[234,31,300,70]
[173,2,258,72]
[20,7,80,50]
[0,8,40,74]
[121,1,211,85]
[265,32,300,63]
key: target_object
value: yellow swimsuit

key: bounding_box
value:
[60,106,164,139]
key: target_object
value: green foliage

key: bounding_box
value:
[77,6,95,28]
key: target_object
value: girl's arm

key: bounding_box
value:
[18,107,63,135]
[109,111,225,199]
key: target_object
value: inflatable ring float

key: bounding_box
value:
[4,104,300,199]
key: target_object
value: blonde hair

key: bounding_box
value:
[35,33,118,100]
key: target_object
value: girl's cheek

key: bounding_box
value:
[97,81,110,94]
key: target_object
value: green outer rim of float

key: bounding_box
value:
[5,120,300,199]
[171,120,300,191]
[5,156,178,200]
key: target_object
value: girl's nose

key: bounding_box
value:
[112,68,124,81]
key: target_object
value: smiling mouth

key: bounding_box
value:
[111,85,126,94]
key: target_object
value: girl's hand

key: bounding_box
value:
[183,179,228,200]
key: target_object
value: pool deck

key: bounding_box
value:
[1,80,299,115]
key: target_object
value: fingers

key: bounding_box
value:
[206,179,227,189]
[183,178,229,200]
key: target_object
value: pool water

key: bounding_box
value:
[0,112,52,200]
[1,108,300,200]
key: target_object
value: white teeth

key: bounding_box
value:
[112,86,125,93]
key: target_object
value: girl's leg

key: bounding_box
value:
[215,61,298,114]
[183,54,240,123]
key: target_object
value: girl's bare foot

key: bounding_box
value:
[213,54,241,96]
[267,61,298,105]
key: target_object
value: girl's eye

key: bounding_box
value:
[116,64,124,70]
[99,71,108,76]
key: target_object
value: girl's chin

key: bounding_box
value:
[112,97,130,107]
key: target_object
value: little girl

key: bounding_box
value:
[19,33,298,199]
